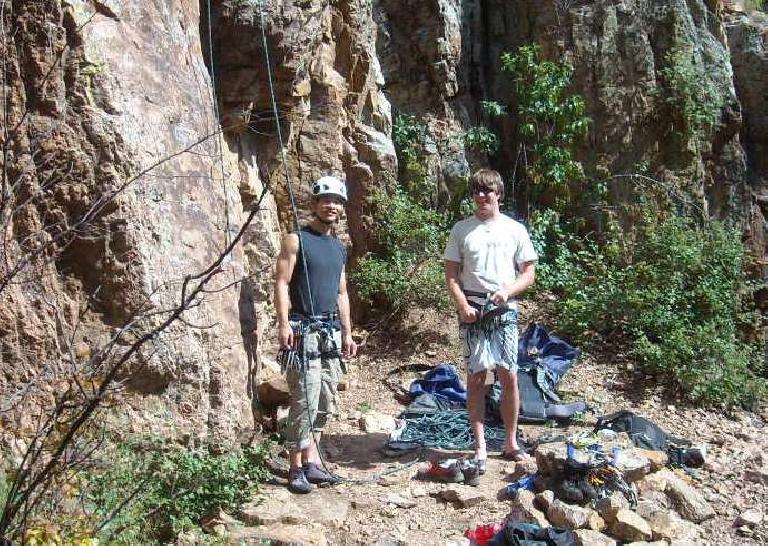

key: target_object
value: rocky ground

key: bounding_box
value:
[199,304,768,545]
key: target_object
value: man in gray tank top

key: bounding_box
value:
[274,175,358,494]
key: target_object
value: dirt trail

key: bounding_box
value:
[248,306,768,546]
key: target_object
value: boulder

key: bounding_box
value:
[547,499,595,529]
[648,511,700,542]
[534,490,555,512]
[508,489,550,528]
[614,449,652,482]
[573,529,617,546]
[634,449,668,471]
[663,473,715,523]
[257,377,291,409]
[595,493,630,523]
[588,511,607,532]
[535,442,568,476]
[607,509,652,543]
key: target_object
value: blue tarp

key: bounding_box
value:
[408,362,467,404]
[517,323,580,382]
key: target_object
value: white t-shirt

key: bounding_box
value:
[443,214,538,305]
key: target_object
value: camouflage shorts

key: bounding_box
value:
[284,324,343,451]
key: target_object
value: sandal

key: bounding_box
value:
[502,449,531,462]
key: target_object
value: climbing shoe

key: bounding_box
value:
[472,458,487,475]
[287,468,312,494]
[417,459,465,483]
[303,462,341,485]
[460,460,481,487]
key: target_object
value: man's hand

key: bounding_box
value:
[458,304,479,324]
[491,288,510,306]
[278,323,294,349]
[343,333,358,358]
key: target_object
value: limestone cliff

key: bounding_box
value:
[1,0,766,446]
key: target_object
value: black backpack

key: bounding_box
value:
[593,410,690,451]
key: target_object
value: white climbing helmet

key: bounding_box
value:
[311,175,348,203]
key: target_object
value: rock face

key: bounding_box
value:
[2,0,767,446]
[726,10,768,310]
[0,0,276,446]
[207,0,397,256]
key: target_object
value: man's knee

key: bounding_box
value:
[467,372,490,397]
[498,368,519,391]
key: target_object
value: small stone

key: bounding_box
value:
[425,349,437,357]
[734,508,764,528]
[608,509,652,542]
[744,467,768,485]
[382,494,416,509]
[573,529,617,546]
[438,486,487,508]
[410,485,428,497]
[337,380,348,391]
[359,412,397,433]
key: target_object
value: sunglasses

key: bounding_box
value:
[471,185,496,196]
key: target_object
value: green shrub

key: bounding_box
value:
[353,187,451,313]
[462,126,499,154]
[86,441,271,543]
[658,43,724,145]
[500,45,591,208]
[553,214,764,406]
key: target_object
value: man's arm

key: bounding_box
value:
[337,266,358,358]
[491,261,536,305]
[274,233,299,349]
[444,259,478,323]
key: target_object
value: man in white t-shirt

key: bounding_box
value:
[444,169,537,469]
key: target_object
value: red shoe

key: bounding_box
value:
[417,459,464,483]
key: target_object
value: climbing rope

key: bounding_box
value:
[395,411,508,451]
[204,0,232,247]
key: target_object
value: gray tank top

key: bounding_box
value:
[289,226,347,316]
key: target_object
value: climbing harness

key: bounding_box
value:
[278,314,343,374]
[462,292,517,337]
